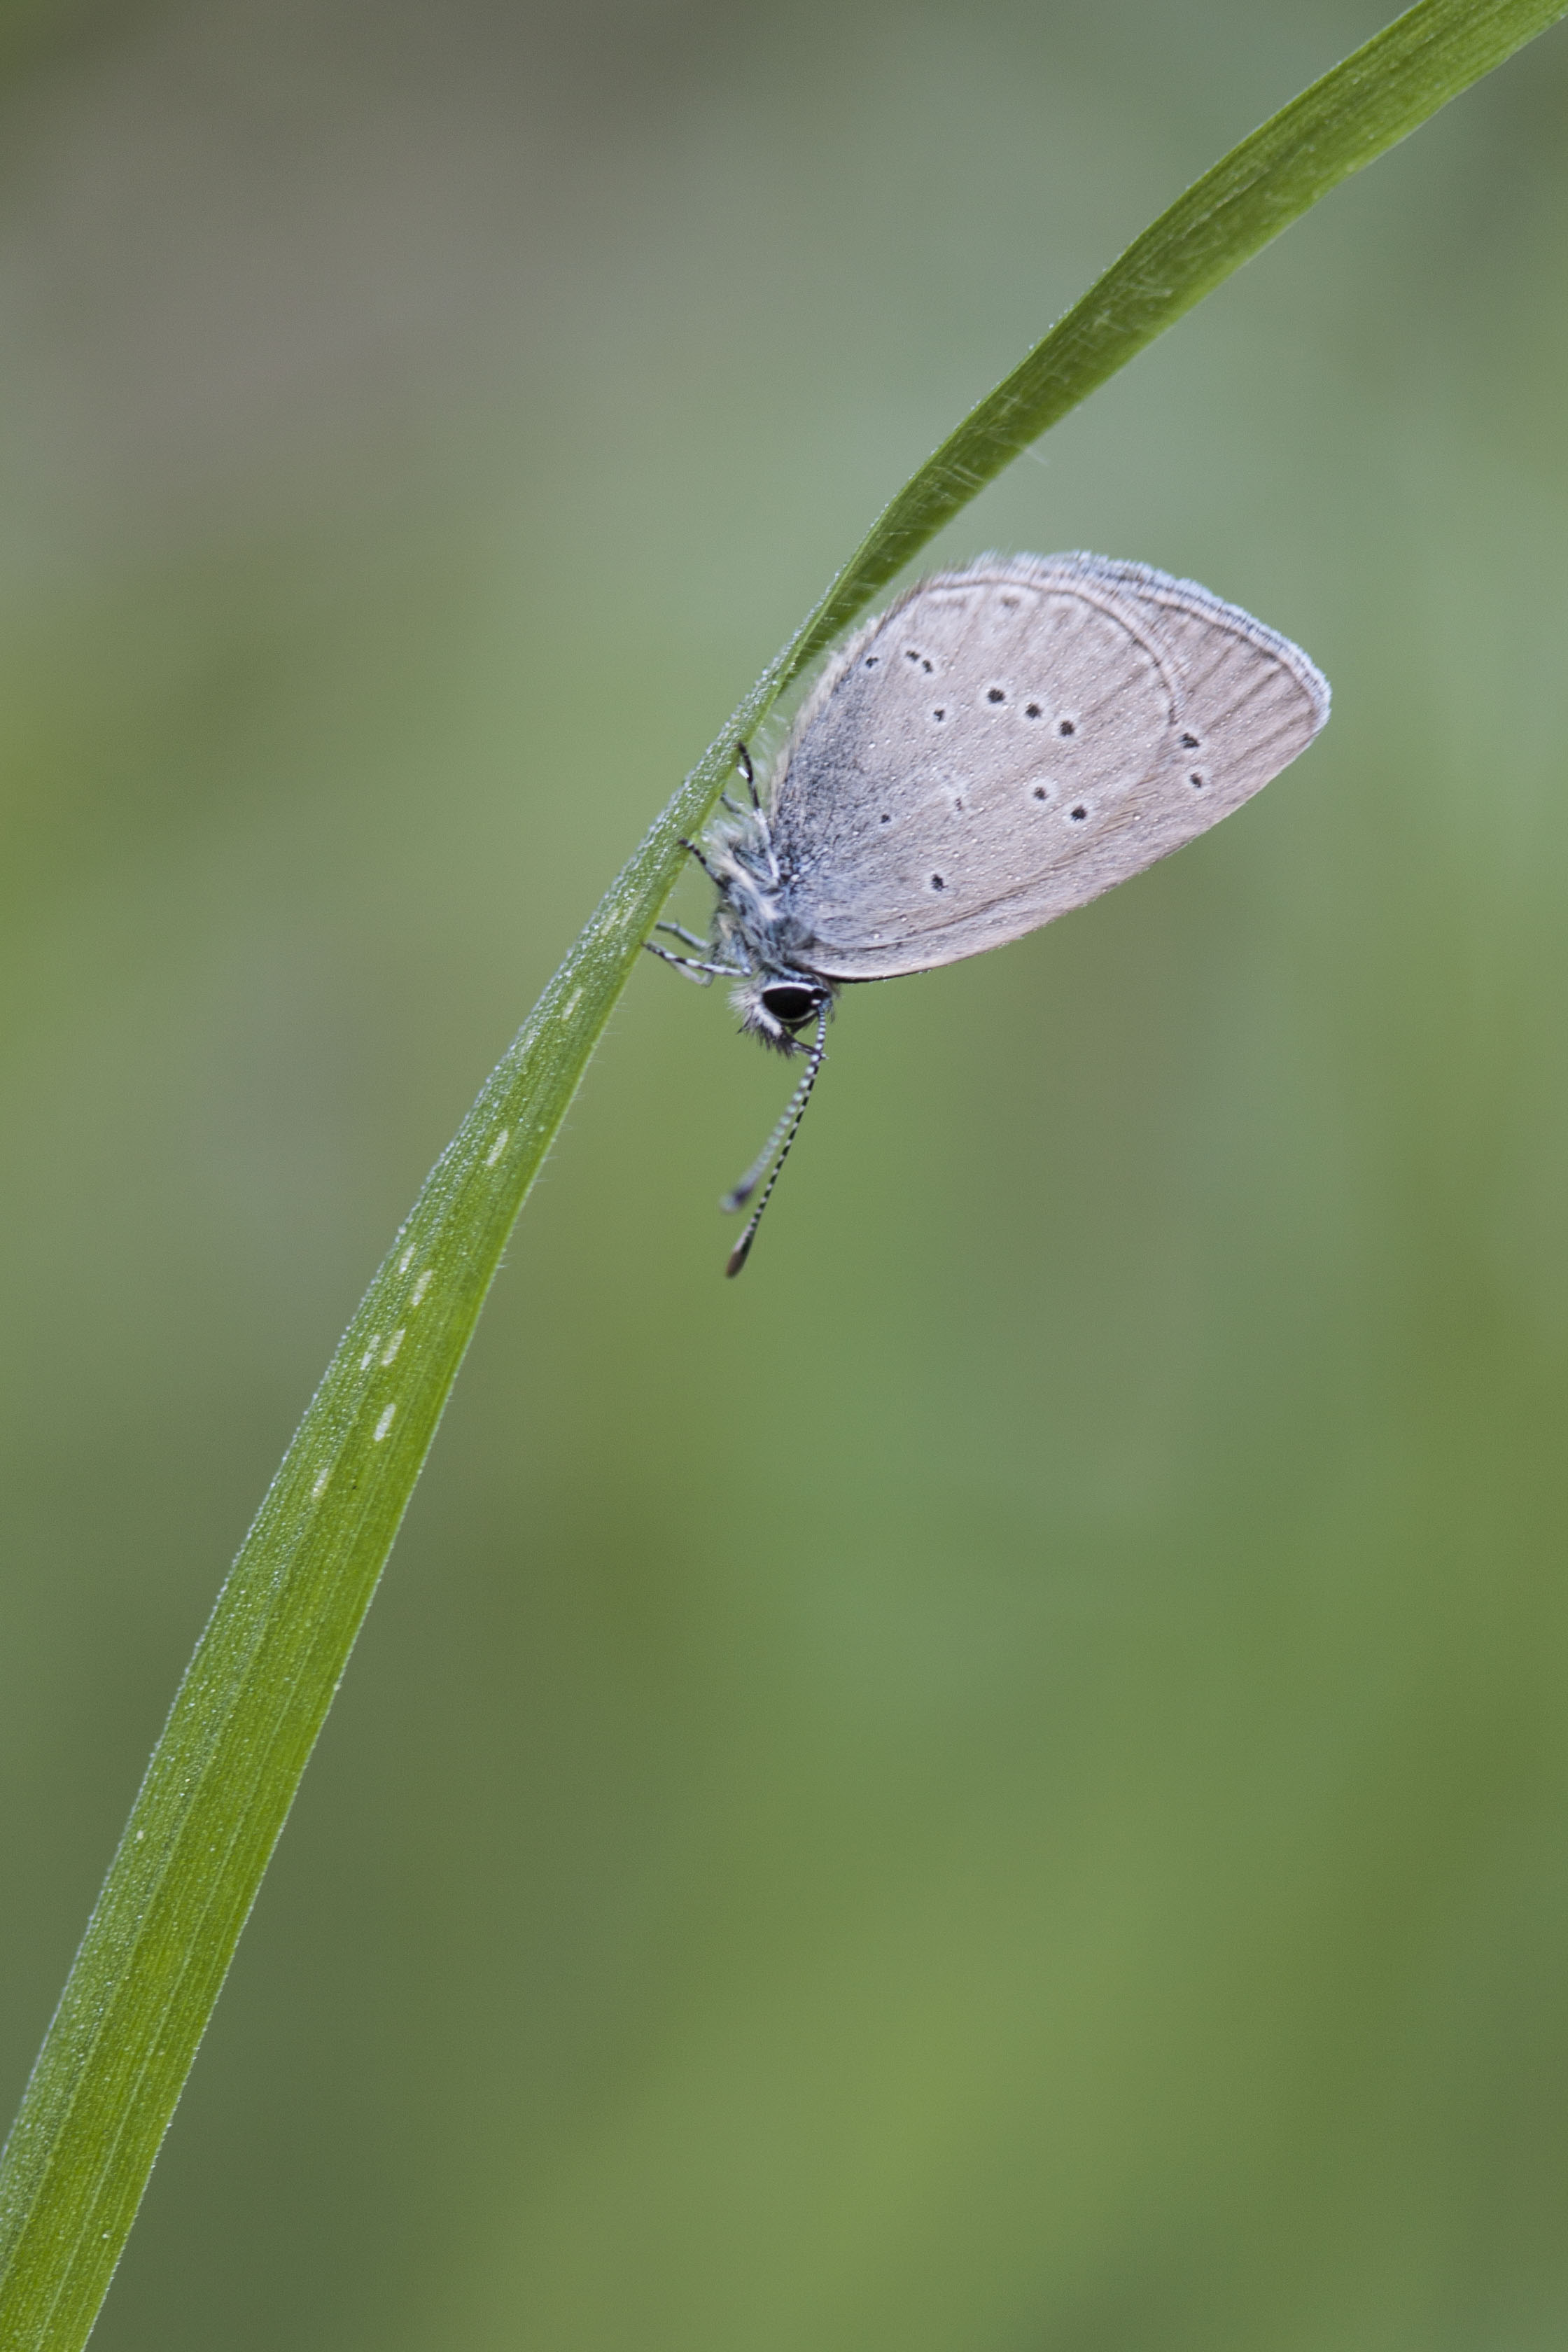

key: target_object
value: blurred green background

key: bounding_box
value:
[4,2,1568,2346]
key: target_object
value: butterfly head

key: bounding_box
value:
[734,971,834,1054]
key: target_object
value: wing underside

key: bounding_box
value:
[765,554,1327,982]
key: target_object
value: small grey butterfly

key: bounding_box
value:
[649,552,1329,1275]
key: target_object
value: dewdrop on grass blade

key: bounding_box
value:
[648,552,1329,1276]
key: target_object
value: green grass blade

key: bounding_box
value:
[785,0,1568,683]
[1,1,1562,2344]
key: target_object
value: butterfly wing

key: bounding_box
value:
[767,554,1328,981]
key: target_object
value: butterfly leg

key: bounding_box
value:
[643,939,745,987]
[678,837,724,886]
[656,920,713,953]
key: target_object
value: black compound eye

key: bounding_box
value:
[760,982,823,1027]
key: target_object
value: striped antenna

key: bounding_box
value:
[722,1007,829,1278]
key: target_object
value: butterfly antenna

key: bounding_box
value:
[721,1082,802,1213]
[722,1007,828,1278]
